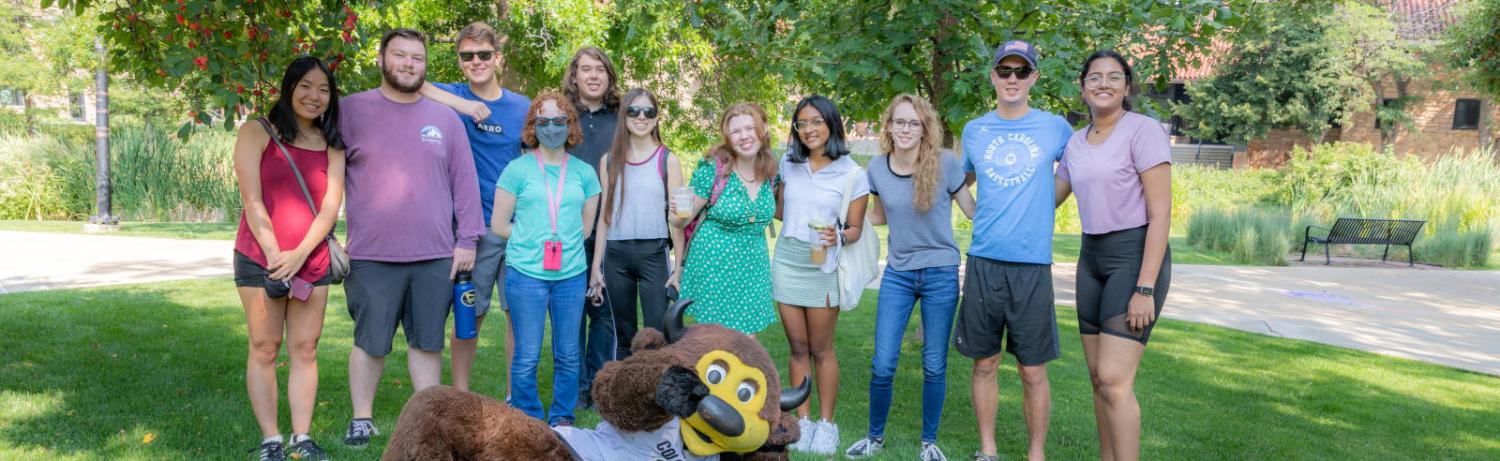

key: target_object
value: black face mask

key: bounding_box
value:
[264,276,290,299]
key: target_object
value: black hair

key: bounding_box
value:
[267,56,344,150]
[1078,50,1136,112]
[786,94,850,163]
[380,28,427,54]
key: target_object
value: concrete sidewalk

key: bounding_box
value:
[4,230,1498,376]
[1053,263,1500,376]
[0,231,232,294]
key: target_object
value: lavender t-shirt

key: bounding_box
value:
[338,89,484,262]
[1057,111,1171,235]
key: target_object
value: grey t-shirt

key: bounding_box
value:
[868,152,966,271]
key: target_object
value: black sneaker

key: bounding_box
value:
[344,418,378,448]
[287,438,330,460]
[578,388,595,411]
[252,440,287,461]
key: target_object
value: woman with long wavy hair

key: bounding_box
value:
[843,94,974,461]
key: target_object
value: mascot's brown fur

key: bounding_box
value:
[381,300,807,461]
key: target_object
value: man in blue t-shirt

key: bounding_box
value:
[953,40,1074,461]
[419,21,532,398]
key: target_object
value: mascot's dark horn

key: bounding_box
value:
[663,298,692,343]
[780,377,811,412]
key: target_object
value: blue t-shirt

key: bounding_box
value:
[432,82,532,225]
[961,109,1074,265]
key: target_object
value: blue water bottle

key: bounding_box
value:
[453,271,477,340]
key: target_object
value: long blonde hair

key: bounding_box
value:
[878,94,947,212]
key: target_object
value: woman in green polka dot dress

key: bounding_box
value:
[668,103,779,335]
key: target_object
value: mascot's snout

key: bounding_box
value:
[698,394,746,436]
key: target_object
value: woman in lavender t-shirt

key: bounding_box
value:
[1054,50,1172,461]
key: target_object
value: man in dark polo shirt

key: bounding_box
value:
[561,46,620,410]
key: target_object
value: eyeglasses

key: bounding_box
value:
[1083,72,1127,89]
[889,118,922,131]
[794,117,826,131]
[994,65,1034,80]
[535,116,569,127]
[458,50,495,62]
[626,105,658,119]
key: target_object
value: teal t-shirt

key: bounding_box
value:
[497,152,601,280]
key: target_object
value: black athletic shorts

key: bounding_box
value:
[953,255,1060,366]
[232,250,333,287]
[1076,225,1171,345]
[344,258,453,356]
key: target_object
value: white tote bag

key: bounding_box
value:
[834,167,880,311]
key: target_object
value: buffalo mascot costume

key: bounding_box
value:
[380,300,811,460]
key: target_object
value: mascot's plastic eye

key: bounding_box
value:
[736,382,755,403]
[706,364,727,385]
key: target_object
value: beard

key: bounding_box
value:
[381,63,426,93]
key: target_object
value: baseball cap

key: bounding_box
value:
[992,40,1038,68]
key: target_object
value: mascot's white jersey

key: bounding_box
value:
[552,419,718,461]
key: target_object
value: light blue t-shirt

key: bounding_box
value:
[497,152,601,280]
[433,82,532,225]
[961,109,1074,265]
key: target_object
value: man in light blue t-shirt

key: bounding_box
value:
[419,22,532,398]
[953,40,1074,461]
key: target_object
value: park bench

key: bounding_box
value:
[1301,217,1425,266]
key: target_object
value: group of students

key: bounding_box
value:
[232,20,1172,461]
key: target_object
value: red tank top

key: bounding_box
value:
[234,139,332,281]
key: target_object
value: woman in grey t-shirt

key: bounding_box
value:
[842,94,975,461]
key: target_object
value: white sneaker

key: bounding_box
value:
[788,417,816,452]
[919,441,949,461]
[808,419,839,455]
[844,436,884,458]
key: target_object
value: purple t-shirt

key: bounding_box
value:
[338,89,484,262]
[1057,111,1171,235]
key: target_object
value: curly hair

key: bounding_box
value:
[707,102,778,183]
[520,91,583,151]
[878,94,949,212]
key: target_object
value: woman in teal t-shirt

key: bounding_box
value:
[490,91,601,426]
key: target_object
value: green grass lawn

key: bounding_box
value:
[2,280,1497,460]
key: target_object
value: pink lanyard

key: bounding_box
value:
[534,152,568,237]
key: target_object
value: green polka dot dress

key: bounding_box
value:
[681,158,777,334]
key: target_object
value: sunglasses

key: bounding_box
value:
[458,50,495,62]
[626,105,658,119]
[535,116,569,127]
[994,65,1034,80]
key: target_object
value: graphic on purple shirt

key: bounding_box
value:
[1057,111,1171,235]
[337,89,484,262]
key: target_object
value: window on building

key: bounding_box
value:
[1453,99,1481,130]
[69,92,86,120]
[0,88,23,107]
[1375,98,1398,130]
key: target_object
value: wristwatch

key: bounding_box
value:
[1134,285,1155,297]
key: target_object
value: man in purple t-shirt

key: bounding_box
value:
[336,28,484,449]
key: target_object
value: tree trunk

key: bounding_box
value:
[22,93,36,137]
[930,12,957,148]
[89,37,117,227]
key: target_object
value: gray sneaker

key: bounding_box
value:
[343,418,378,448]
[287,438,330,460]
[919,441,948,461]
[972,451,999,461]
[253,440,286,461]
[843,437,884,458]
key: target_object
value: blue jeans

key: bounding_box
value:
[505,267,586,425]
[867,265,959,443]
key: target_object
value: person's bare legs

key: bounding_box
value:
[408,349,443,391]
[240,287,288,438]
[778,302,813,418]
[450,314,487,392]
[971,354,1003,457]
[284,287,328,436]
[1081,334,1114,461]
[805,306,841,420]
[1094,334,1146,461]
[348,346,384,420]
[1018,363,1051,461]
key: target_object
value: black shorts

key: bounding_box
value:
[344,258,453,356]
[1076,225,1171,345]
[953,256,1060,366]
[232,251,333,287]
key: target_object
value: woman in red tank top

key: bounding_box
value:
[231,56,346,461]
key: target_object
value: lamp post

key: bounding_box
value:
[85,36,118,232]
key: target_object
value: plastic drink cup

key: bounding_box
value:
[672,187,694,219]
